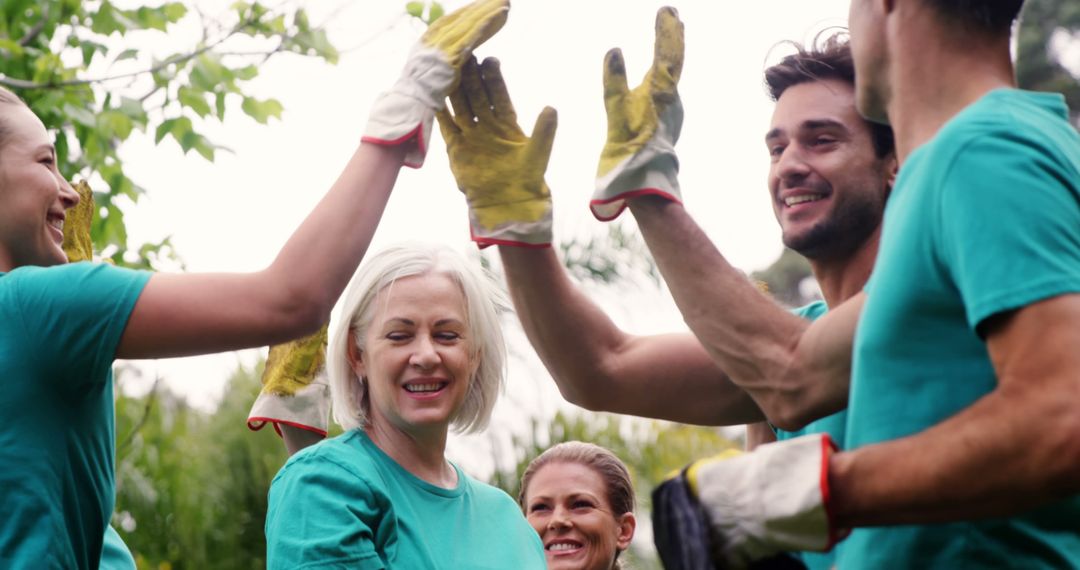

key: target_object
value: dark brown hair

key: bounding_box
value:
[924,0,1025,35]
[764,32,895,159]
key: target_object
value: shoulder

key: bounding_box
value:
[790,300,828,321]
[934,90,1079,174]
[462,473,521,511]
[274,431,382,491]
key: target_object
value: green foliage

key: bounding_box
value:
[115,361,288,570]
[750,247,816,308]
[1017,0,1080,128]
[0,0,338,267]
[405,1,445,25]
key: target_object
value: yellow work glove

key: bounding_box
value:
[362,0,510,168]
[62,180,95,263]
[438,56,557,248]
[652,435,847,570]
[247,324,331,436]
[591,7,684,221]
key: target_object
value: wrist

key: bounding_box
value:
[826,450,856,530]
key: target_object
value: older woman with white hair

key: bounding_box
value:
[265,243,546,569]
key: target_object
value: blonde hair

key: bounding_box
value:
[328,243,509,434]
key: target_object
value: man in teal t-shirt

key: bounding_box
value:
[673,1,1080,567]
[842,87,1080,567]
[266,430,546,569]
[643,2,1080,568]
[0,263,150,568]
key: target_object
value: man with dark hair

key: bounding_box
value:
[437,15,894,569]
[627,0,1079,568]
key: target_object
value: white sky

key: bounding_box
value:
[111,0,852,490]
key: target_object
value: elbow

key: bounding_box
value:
[272,286,333,341]
[767,401,817,433]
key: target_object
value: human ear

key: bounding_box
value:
[346,328,366,378]
[615,512,636,550]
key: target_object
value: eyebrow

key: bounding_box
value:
[765,118,849,143]
[383,317,464,327]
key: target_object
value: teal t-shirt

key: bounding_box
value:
[773,301,844,570]
[847,89,1080,568]
[100,525,136,570]
[266,430,546,569]
[0,262,150,569]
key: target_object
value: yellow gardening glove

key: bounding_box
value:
[653,435,846,570]
[247,324,331,436]
[438,56,557,248]
[362,0,510,168]
[591,7,684,221]
[62,180,95,263]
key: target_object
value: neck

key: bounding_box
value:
[365,421,456,488]
[809,226,881,308]
[887,19,1015,162]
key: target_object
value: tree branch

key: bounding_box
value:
[17,3,49,47]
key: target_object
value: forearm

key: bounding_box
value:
[745,421,777,451]
[500,246,763,425]
[266,142,407,320]
[628,196,849,428]
[118,143,406,360]
[829,384,1080,526]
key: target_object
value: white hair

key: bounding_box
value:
[329,243,509,434]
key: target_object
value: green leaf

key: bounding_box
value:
[178,86,212,118]
[215,92,227,121]
[63,103,98,128]
[190,54,226,91]
[162,2,188,23]
[428,2,445,23]
[98,110,134,140]
[406,1,424,18]
[113,48,139,62]
[240,96,283,124]
[0,38,24,57]
[234,65,259,81]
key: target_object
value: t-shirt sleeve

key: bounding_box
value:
[13,263,150,389]
[938,133,1080,331]
[266,454,388,570]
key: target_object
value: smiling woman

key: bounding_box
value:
[520,442,637,570]
[264,243,546,569]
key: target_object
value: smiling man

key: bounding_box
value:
[435,17,894,569]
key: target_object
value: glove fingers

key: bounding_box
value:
[448,59,478,125]
[462,56,494,122]
[436,108,460,143]
[602,48,631,104]
[527,106,558,170]
[651,6,685,90]
[423,0,509,68]
[480,57,519,126]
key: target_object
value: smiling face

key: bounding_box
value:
[0,104,79,271]
[350,272,477,439]
[524,461,635,570]
[765,79,894,261]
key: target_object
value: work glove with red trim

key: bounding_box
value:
[362,0,509,168]
[652,434,846,570]
[591,6,684,221]
[247,324,331,437]
[438,57,557,248]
